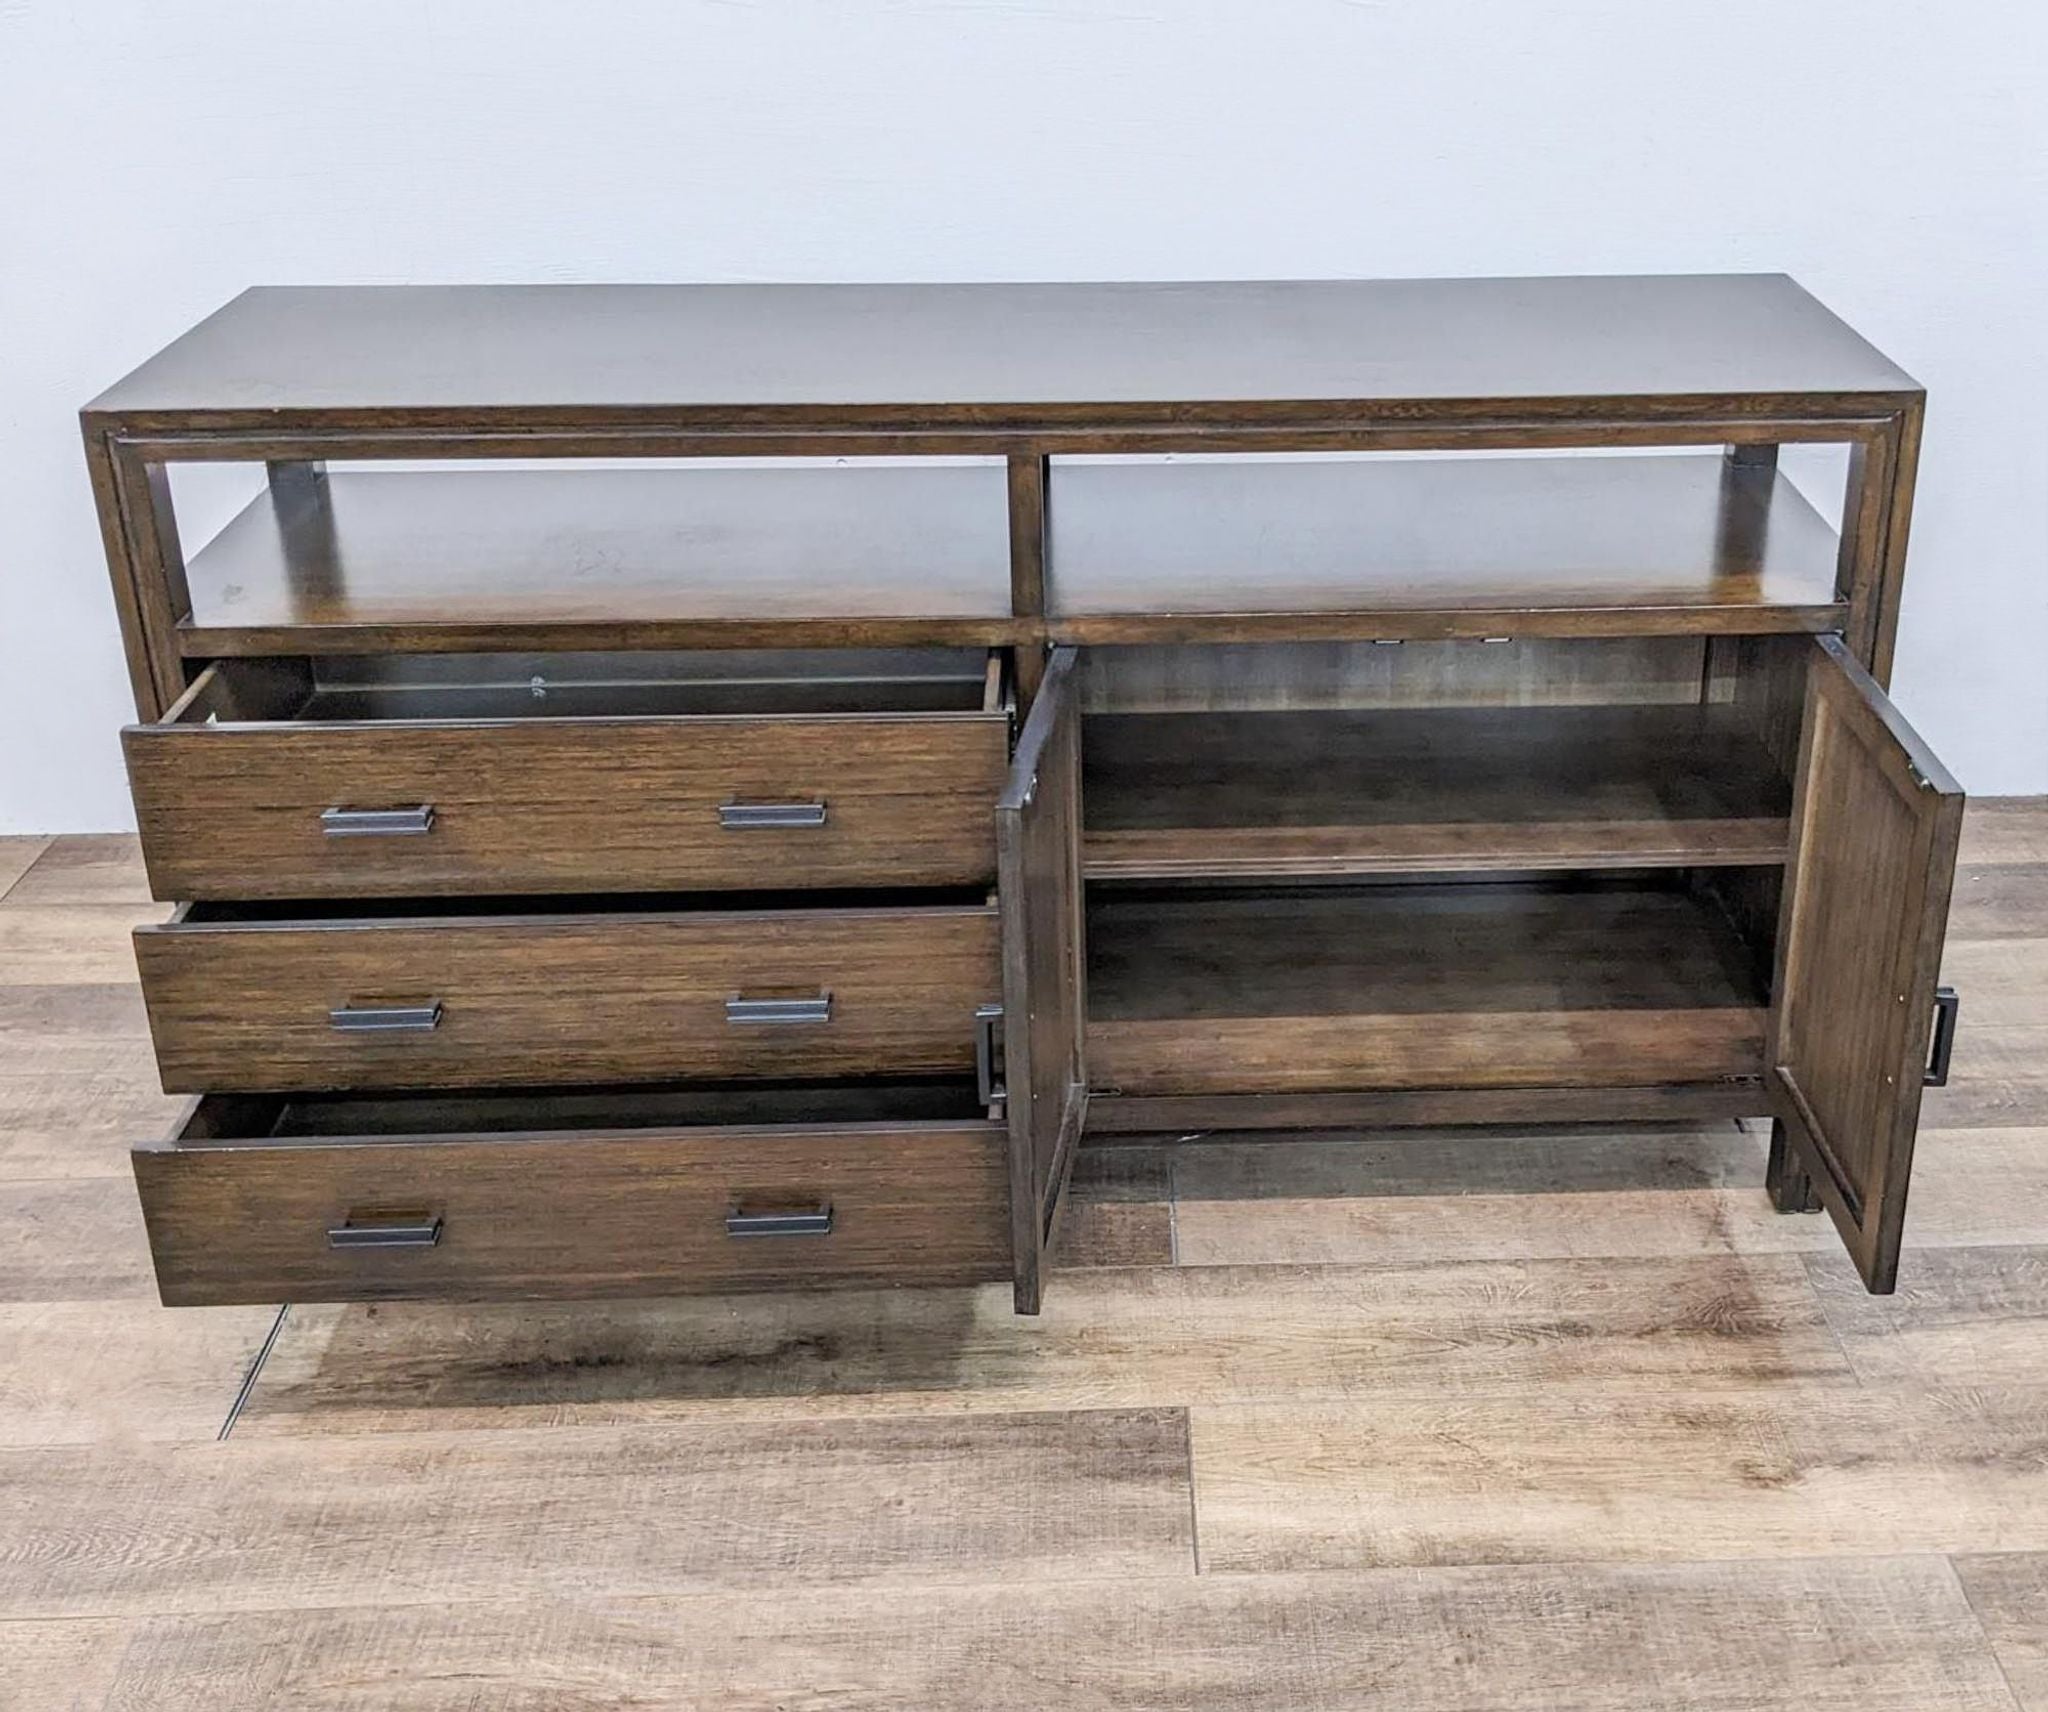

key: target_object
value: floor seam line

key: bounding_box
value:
[1943,1553,2029,1712]
[218,1303,289,1440]
[1166,1147,1182,1267]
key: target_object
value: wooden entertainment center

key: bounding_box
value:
[81,275,1961,1312]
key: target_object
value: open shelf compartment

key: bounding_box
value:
[174,463,1021,654]
[1048,453,1847,642]
[1084,702,1794,879]
[1085,876,1772,1097]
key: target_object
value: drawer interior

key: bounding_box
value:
[170,889,998,924]
[176,1077,998,1145]
[163,647,1006,726]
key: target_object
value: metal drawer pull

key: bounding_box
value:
[725,993,832,1026]
[327,1213,443,1249]
[330,1002,443,1033]
[718,801,828,830]
[1924,986,1961,1087]
[725,1205,833,1239]
[321,805,435,837]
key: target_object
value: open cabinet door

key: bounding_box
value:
[998,647,1087,1314]
[1772,633,1963,1292]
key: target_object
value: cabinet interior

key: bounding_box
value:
[1081,635,1806,1097]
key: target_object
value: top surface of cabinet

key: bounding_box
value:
[86,275,1918,427]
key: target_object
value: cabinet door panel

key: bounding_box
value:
[1772,634,1963,1291]
[998,648,1088,1314]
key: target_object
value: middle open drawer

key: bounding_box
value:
[134,897,1002,1093]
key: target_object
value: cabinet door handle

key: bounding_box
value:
[975,1001,1006,1108]
[725,993,832,1026]
[718,801,828,830]
[329,1002,443,1033]
[327,1213,443,1249]
[1924,986,1961,1087]
[725,1204,833,1238]
[321,805,435,837]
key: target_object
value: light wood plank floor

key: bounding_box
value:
[1,812,2044,1710]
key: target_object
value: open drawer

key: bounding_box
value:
[132,1081,1012,1306]
[122,649,1011,900]
[134,895,1002,1093]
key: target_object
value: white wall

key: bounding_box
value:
[3,0,2044,831]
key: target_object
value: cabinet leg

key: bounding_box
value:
[1766,1119,1824,1214]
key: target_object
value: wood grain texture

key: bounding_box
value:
[1193,1385,2048,1570]
[1954,1554,2048,1712]
[1923,1028,2048,1129]
[0,1618,134,1712]
[85,277,1918,424]
[1940,938,2048,1024]
[0,983,152,1077]
[1051,1145,1173,1269]
[1085,703,1792,879]
[0,1068,184,1181]
[1050,454,1846,641]
[0,1302,273,1445]
[1170,1123,2048,1266]
[1902,1129,2048,1245]
[135,1099,1011,1305]
[80,1558,2021,1712]
[1167,1125,1851,1268]
[126,679,1008,901]
[0,1409,1193,1617]
[136,901,1000,1092]
[176,465,1018,655]
[0,1178,158,1302]
[3,836,151,906]
[230,1252,1847,1438]
[1771,634,1964,1290]
[1957,798,2048,866]
[0,904,168,985]
[1805,1243,2048,1389]
[1088,883,1766,1094]
[1948,865,2048,939]
[1175,1186,1837,1269]
[0,838,51,901]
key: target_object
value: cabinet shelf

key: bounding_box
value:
[1083,703,1793,879]
[1048,453,1846,642]
[1086,881,1769,1096]
[175,465,1022,655]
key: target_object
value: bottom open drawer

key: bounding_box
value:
[132,1080,1011,1306]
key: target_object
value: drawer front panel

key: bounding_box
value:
[133,1120,1011,1305]
[136,906,1002,1092]
[124,714,1008,900]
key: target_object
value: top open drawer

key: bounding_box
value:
[124,650,1011,901]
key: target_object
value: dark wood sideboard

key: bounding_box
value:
[81,276,1962,1312]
